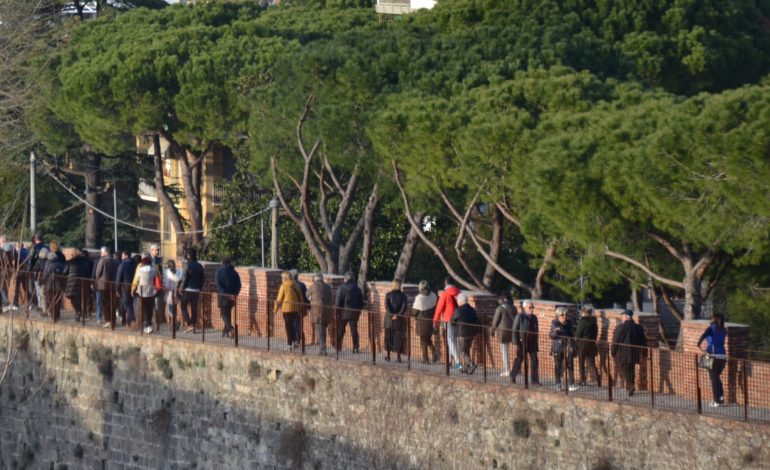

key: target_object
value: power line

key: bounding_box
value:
[45,170,271,236]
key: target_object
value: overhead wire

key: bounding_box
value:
[45,170,271,236]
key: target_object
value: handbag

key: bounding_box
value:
[699,354,714,370]
[154,273,163,293]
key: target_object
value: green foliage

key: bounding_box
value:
[155,357,173,380]
[88,345,114,380]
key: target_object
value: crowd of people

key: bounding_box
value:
[0,233,730,405]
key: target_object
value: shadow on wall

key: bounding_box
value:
[0,323,423,469]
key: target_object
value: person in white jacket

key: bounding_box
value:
[163,259,183,331]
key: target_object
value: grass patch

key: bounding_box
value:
[88,345,113,380]
[155,357,173,380]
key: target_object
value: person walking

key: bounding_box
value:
[336,271,364,353]
[41,251,65,320]
[490,291,516,377]
[215,257,241,338]
[511,300,540,385]
[432,277,461,369]
[697,313,728,407]
[308,272,333,355]
[94,246,120,328]
[178,248,205,334]
[132,252,160,334]
[164,260,182,330]
[115,251,137,326]
[574,304,600,386]
[412,280,438,364]
[63,248,91,321]
[384,279,408,363]
[0,238,13,311]
[274,270,303,349]
[611,310,647,397]
[550,308,578,391]
[29,233,48,314]
[150,244,165,331]
[451,293,481,374]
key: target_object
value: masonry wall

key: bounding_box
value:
[0,317,768,470]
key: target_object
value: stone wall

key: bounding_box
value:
[0,316,768,470]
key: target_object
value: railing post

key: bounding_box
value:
[743,359,749,421]
[695,353,702,414]
[444,324,450,377]
[172,304,176,340]
[335,308,340,361]
[370,310,376,365]
[110,290,115,331]
[233,297,238,347]
[300,305,306,355]
[564,339,569,396]
[267,300,271,352]
[201,296,206,344]
[482,326,487,383]
[407,315,411,371]
[607,352,613,402]
[649,350,655,408]
[523,337,529,389]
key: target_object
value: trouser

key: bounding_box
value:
[459,336,475,366]
[99,289,114,325]
[46,288,62,321]
[220,305,233,334]
[168,302,178,328]
[154,294,165,325]
[444,323,460,365]
[336,317,360,350]
[69,295,83,319]
[554,352,575,387]
[499,343,511,372]
[13,272,28,307]
[27,275,38,308]
[35,280,46,311]
[511,344,539,382]
[293,313,302,344]
[283,312,300,345]
[315,322,327,352]
[95,291,103,321]
[140,297,153,328]
[181,291,200,327]
[620,362,636,391]
[709,358,727,403]
[578,352,600,383]
[385,327,404,359]
[121,291,135,324]
[419,335,437,363]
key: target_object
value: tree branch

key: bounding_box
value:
[604,248,685,289]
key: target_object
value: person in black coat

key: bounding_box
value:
[511,300,540,385]
[550,308,577,391]
[115,251,137,326]
[574,304,600,386]
[384,279,408,362]
[42,251,65,320]
[335,271,364,353]
[178,248,205,333]
[63,248,91,320]
[451,293,481,374]
[215,257,241,338]
[611,310,647,397]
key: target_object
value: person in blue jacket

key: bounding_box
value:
[697,313,728,407]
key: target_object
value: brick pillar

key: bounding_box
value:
[682,319,749,404]
[247,268,282,339]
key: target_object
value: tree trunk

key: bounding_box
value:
[682,268,703,320]
[631,286,642,312]
[482,206,502,289]
[357,184,379,291]
[83,151,102,249]
[393,211,424,281]
[152,134,185,256]
[178,148,205,248]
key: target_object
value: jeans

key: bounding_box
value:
[499,343,510,372]
[95,291,102,321]
[553,352,575,387]
[445,323,460,365]
[35,281,46,311]
[220,305,233,334]
[181,291,200,328]
[315,322,327,352]
[511,343,539,383]
[709,358,727,403]
[121,291,135,324]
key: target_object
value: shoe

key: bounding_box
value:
[500,371,510,377]
[353,347,360,353]
[454,363,463,370]
[432,350,438,363]
[532,381,543,386]
[467,363,477,374]
[578,381,586,386]
[10,305,18,311]
[568,384,579,392]
[385,356,391,362]
[2,306,9,312]
[143,326,153,334]
[628,388,635,397]
[102,322,112,328]
[710,401,721,408]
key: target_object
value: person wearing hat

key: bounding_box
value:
[412,280,438,364]
[611,309,647,397]
[490,291,517,377]
[550,307,578,391]
[574,304,601,387]
[215,257,241,338]
[308,272,333,355]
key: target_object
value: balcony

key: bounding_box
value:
[375,0,436,15]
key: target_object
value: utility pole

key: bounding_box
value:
[269,197,280,269]
[29,151,36,234]
[113,181,118,252]
[260,215,265,268]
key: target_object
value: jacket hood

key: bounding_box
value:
[443,285,460,296]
